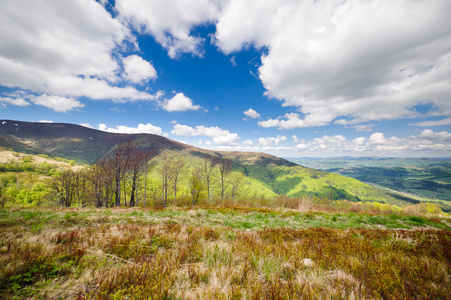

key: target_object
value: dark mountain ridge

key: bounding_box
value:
[0,120,190,164]
[0,120,295,167]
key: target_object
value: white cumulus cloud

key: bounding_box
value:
[0,97,30,107]
[191,129,451,157]
[0,0,159,109]
[293,130,451,155]
[243,108,260,119]
[215,0,451,128]
[171,123,239,145]
[98,123,164,135]
[31,95,85,113]
[258,136,287,146]
[163,93,202,112]
[115,0,220,58]
[122,55,157,84]
[80,123,93,129]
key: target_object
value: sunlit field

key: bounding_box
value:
[1,200,449,299]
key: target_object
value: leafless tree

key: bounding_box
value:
[87,164,104,207]
[201,155,217,200]
[73,169,89,206]
[51,169,76,207]
[128,148,147,207]
[218,157,232,200]
[88,156,115,207]
[168,155,186,203]
[159,153,171,207]
[110,140,136,207]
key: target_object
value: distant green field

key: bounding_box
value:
[289,157,451,204]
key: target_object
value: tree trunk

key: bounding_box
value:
[144,165,147,207]
[130,177,136,207]
[174,182,177,203]
[136,177,139,207]
[124,178,127,207]
[115,179,121,207]
[207,179,211,201]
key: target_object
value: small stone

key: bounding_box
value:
[302,258,314,267]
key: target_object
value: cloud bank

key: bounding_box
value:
[0,0,160,111]
[215,0,451,128]
[98,123,164,135]
[171,123,239,145]
[225,129,451,157]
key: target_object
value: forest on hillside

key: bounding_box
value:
[0,142,255,209]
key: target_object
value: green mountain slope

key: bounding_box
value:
[0,120,189,164]
[289,157,451,202]
[0,120,422,205]
[234,162,407,205]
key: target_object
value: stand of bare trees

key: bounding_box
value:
[110,141,136,207]
[201,155,217,201]
[50,143,245,208]
[128,149,148,207]
[218,157,232,200]
[157,153,187,207]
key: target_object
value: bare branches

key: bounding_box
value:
[128,149,147,207]
[158,153,186,206]
[110,140,137,207]
[201,155,217,201]
[218,157,232,200]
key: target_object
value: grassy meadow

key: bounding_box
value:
[1,200,450,299]
[1,148,450,299]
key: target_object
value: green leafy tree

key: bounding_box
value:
[229,172,245,199]
[189,165,205,207]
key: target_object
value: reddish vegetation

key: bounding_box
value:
[0,207,449,299]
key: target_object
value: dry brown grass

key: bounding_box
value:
[1,207,449,299]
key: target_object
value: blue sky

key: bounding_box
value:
[1,0,451,157]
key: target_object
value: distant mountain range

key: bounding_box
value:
[0,120,435,206]
[289,157,451,207]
